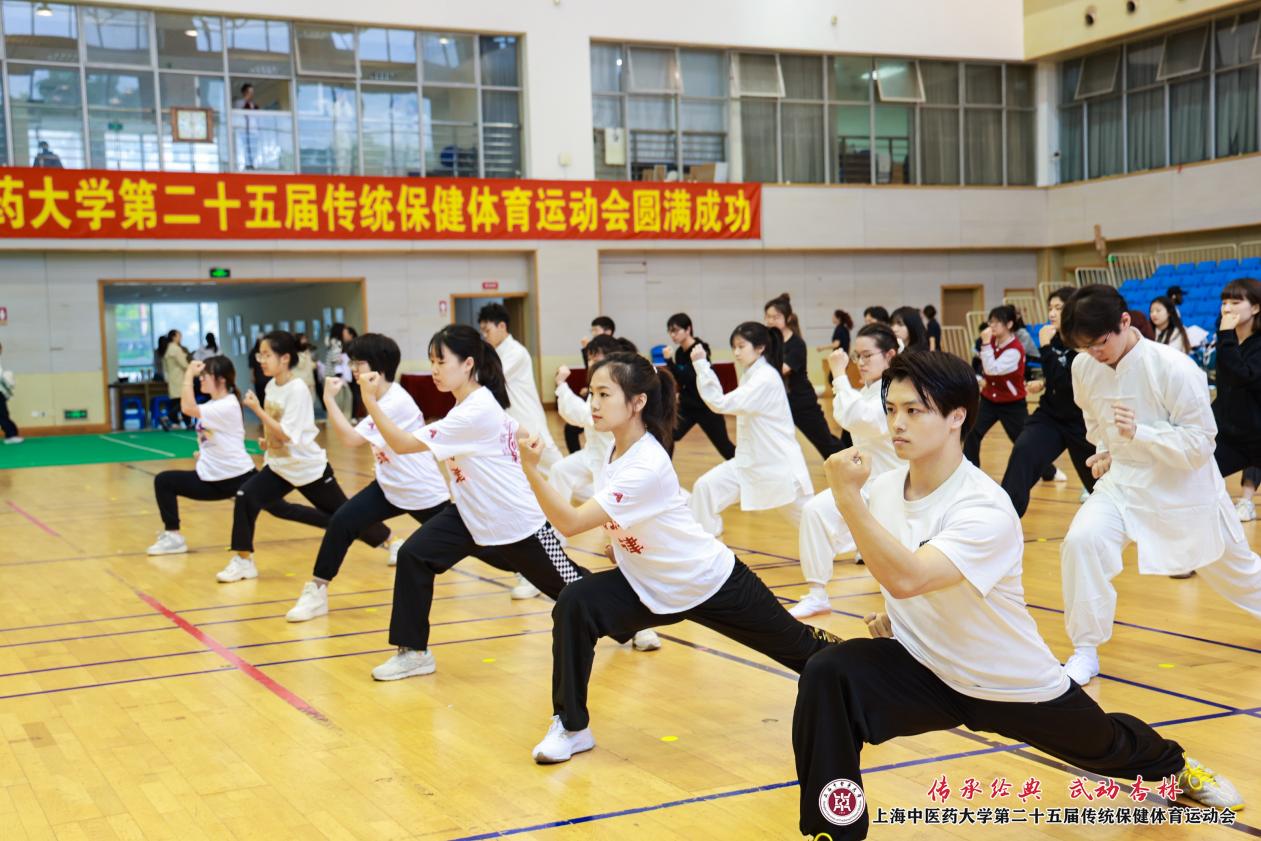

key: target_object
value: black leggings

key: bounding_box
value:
[154,468,328,532]
[312,481,448,581]
[0,394,18,438]
[229,463,389,553]
[563,422,583,454]
[552,560,842,731]
[1215,432,1261,484]
[674,401,736,460]
[789,394,842,460]
[389,505,589,651]
[794,638,1184,839]
[1000,410,1096,516]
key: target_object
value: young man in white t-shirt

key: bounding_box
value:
[794,351,1242,840]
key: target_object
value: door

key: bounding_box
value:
[941,285,983,327]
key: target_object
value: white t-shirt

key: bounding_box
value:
[594,433,735,614]
[355,382,449,511]
[194,394,256,482]
[414,385,544,545]
[262,377,327,486]
[867,459,1071,703]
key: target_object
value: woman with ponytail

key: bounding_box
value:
[688,321,814,537]
[517,351,842,764]
[765,293,842,459]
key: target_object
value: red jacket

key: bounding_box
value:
[979,337,1026,403]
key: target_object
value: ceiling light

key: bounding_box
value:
[184,28,198,37]
[438,36,449,45]
[35,2,53,17]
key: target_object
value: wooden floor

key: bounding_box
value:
[0,411,1258,840]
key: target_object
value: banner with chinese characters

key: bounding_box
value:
[0,168,760,241]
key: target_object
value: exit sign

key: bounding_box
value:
[481,280,499,290]
[209,267,231,278]
[64,409,88,420]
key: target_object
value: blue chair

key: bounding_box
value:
[121,397,146,431]
[1154,264,1176,277]
[1242,257,1261,271]
[150,396,174,428]
[1176,262,1196,274]
[1219,259,1239,271]
[650,344,667,365]
[1196,260,1218,273]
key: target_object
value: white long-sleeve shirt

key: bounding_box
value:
[1072,331,1245,574]
[693,356,812,510]
[831,375,902,484]
[555,381,614,473]
[495,334,556,448]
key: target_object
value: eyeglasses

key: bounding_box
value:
[254,351,275,361]
[1074,335,1113,354]
[850,351,881,362]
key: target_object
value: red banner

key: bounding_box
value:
[0,168,760,241]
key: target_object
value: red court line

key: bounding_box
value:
[6,501,60,537]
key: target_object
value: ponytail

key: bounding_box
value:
[730,321,784,372]
[765,293,801,337]
[428,324,511,408]
[590,352,678,455]
[856,322,898,354]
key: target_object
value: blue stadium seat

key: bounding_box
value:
[1196,260,1218,273]
[1242,257,1261,271]
[1219,259,1239,271]
[1153,264,1176,277]
[1176,262,1196,274]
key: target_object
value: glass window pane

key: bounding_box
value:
[876,60,923,102]
[921,61,959,104]
[1159,27,1208,80]
[84,7,151,66]
[480,35,519,87]
[964,108,1002,184]
[1058,106,1083,181]
[483,90,518,125]
[161,73,227,172]
[231,76,289,110]
[0,84,6,165]
[1006,65,1034,107]
[781,54,822,100]
[873,105,912,183]
[3,0,78,62]
[422,33,475,84]
[593,94,622,129]
[1216,12,1259,68]
[9,64,84,168]
[681,98,724,132]
[156,13,223,72]
[1077,49,1120,97]
[592,106,625,181]
[682,101,725,171]
[1086,95,1123,178]
[830,103,870,183]
[1170,76,1209,164]
[740,98,777,181]
[921,107,960,184]
[297,80,357,174]
[629,95,675,179]
[737,53,780,96]
[1124,39,1161,91]
[629,47,678,92]
[362,85,420,176]
[232,110,293,171]
[359,28,417,83]
[296,23,355,75]
[965,64,1003,104]
[424,86,477,123]
[226,18,292,76]
[1216,65,1258,158]
[483,124,520,178]
[829,56,871,102]
[1127,88,1165,172]
[680,49,726,98]
[1060,60,1082,105]
[627,94,674,130]
[426,123,477,176]
[1006,109,1034,185]
[590,43,623,93]
[86,71,159,170]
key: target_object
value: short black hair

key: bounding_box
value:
[261,330,299,369]
[477,302,510,329]
[347,332,402,381]
[666,312,693,332]
[241,83,254,93]
[1047,285,1076,305]
[614,337,639,354]
[591,316,615,334]
[881,352,978,442]
[585,334,621,360]
[1061,284,1127,347]
[922,304,937,320]
[864,306,890,324]
[987,304,1017,327]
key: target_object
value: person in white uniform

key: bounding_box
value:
[549,334,621,504]
[688,321,814,537]
[1058,284,1261,685]
[517,351,841,764]
[790,324,904,618]
[794,351,1243,840]
[479,302,562,601]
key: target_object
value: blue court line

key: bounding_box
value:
[1027,602,1261,657]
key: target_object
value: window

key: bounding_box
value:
[297,79,357,174]
[8,64,85,168]
[1127,39,1165,172]
[829,55,871,102]
[735,53,782,97]
[480,35,519,87]
[628,47,679,93]
[921,61,960,185]
[831,104,870,183]
[1006,65,1035,184]
[875,59,923,102]
[740,98,777,181]
[296,24,355,76]
[226,18,292,76]
[1086,95,1123,178]
[1075,50,1120,99]
[1215,13,1259,159]
[156,13,223,72]
[483,90,521,177]
[1158,26,1208,80]
[964,64,1003,184]
[1170,76,1210,165]
[358,28,417,83]
[422,33,476,84]
[161,73,227,172]
[628,94,676,178]
[590,43,624,93]
[86,70,159,170]
[83,6,151,66]
[3,0,77,62]
[361,85,420,176]
[874,105,913,183]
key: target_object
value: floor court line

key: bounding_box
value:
[1027,602,1261,657]
[5,501,61,537]
[96,434,178,457]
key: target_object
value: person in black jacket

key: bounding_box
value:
[1213,278,1261,523]
[1000,287,1096,516]
[666,313,735,460]
[764,293,841,460]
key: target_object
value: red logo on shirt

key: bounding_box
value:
[617,535,644,555]
[445,458,467,484]
[428,428,438,439]
[506,431,520,464]
[604,521,621,531]
[611,491,624,503]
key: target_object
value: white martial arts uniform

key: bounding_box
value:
[798,375,904,585]
[689,355,813,536]
[494,334,562,476]
[1062,331,1261,648]
[550,380,614,503]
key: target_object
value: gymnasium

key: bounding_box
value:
[0,0,1259,838]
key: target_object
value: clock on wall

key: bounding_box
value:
[171,108,213,143]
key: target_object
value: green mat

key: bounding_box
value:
[0,430,263,470]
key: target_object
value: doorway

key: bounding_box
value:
[940,285,984,328]
[451,293,534,367]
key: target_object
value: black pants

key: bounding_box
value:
[674,401,736,460]
[0,394,17,438]
[165,399,192,429]
[1215,432,1261,482]
[553,560,842,731]
[1000,410,1097,516]
[389,505,589,650]
[154,468,328,532]
[793,638,1184,839]
[790,395,842,460]
[1248,467,1261,490]
[964,397,1035,470]
[230,463,389,553]
[563,422,583,454]
[313,481,448,581]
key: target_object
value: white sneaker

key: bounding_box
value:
[3,436,23,444]
[215,554,258,583]
[1079,489,1091,503]
[286,581,329,622]
[1064,649,1099,685]
[146,531,187,556]
[510,573,540,600]
[1178,757,1245,811]
[632,629,661,651]
[532,714,595,764]
[370,647,435,681]
[788,591,832,619]
[1237,499,1256,523]
[1052,468,1068,482]
[388,538,404,567]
